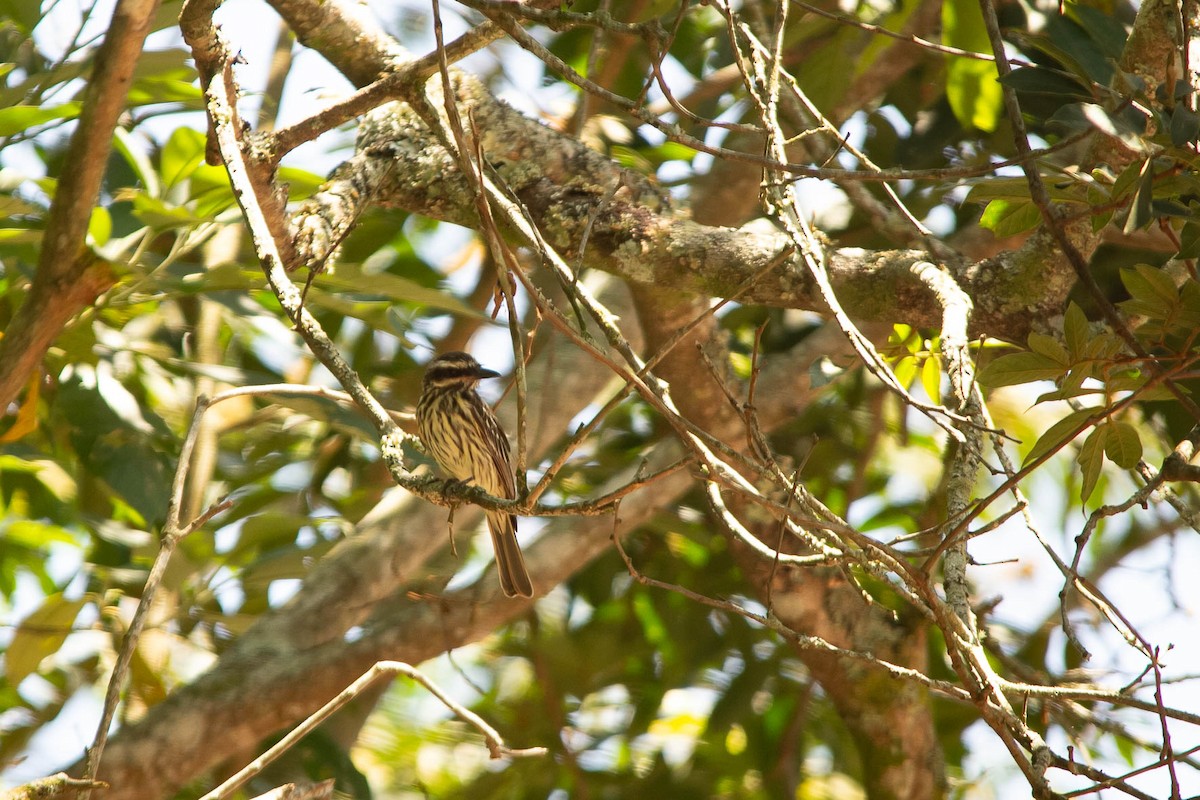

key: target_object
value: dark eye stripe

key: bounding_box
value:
[426,366,477,381]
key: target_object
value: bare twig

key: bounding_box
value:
[201,661,547,800]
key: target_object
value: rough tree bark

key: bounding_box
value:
[63,0,1185,796]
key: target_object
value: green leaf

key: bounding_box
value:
[3,519,79,547]
[1067,6,1129,60]
[0,228,42,245]
[177,262,261,293]
[999,67,1089,99]
[130,192,212,230]
[1027,333,1070,367]
[1179,221,1200,259]
[979,199,1041,236]
[0,103,82,137]
[893,355,919,389]
[1120,264,1178,319]
[1035,384,1100,403]
[1079,331,1123,362]
[964,177,1034,203]
[314,266,488,318]
[188,164,237,217]
[965,176,1087,206]
[1058,366,1088,394]
[1103,421,1142,469]
[1110,157,1145,201]
[1122,160,1155,234]
[1076,426,1106,503]
[942,0,1002,132]
[1081,104,1148,154]
[0,193,41,217]
[88,207,112,247]
[161,127,208,190]
[1180,280,1200,327]
[1086,178,1113,231]
[1170,105,1200,148]
[1113,732,1136,766]
[645,141,699,165]
[113,127,161,198]
[1106,371,1147,394]
[126,76,203,108]
[0,0,40,32]
[302,293,396,329]
[979,351,1065,387]
[888,323,923,355]
[1017,15,1114,87]
[611,145,654,174]
[1024,406,1098,465]
[920,353,942,402]
[1063,302,1089,360]
[7,593,87,685]
[127,49,205,109]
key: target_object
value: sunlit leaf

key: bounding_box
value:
[6,593,87,685]
[113,127,161,199]
[943,0,1002,132]
[1076,426,1105,503]
[0,103,82,137]
[0,229,42,244]
[161,127,208,190]
[893,355,919,389]
[314,267,488,318]
[1082,104,1148,154]
[978,199,1041,236]
[1122,160,1155,233]
[88,207,112,247]
[920,353,942,403]
[1024,406,1098,465]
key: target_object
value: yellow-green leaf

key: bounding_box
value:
[894,355,919,389]
[88,207,112,247]
[979,199,1041,237]
[1024,407,1098,466]
[1103,421,1142,469]
[980,351,1064,387]
[1121,264,1178,315]
[6,593,87,685]
[943,0,1003,133]
[1027,332,1070,366]
[1076,426,1106,503]
[0,102,82,137]
[1063,302,1089,360]
[161,126,207,190]
[920,353,942,402]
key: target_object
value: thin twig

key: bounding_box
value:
[200,661,548,800]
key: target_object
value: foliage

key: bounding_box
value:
[1,0,1199,798]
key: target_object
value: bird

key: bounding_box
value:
[416,351,534,598]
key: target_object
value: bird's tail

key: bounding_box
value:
[486,511,534,598]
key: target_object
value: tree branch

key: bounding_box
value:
[0,0,161,409]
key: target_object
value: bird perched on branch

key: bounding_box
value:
[416,351,534,598]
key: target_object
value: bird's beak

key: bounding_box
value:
[477,367,501,379]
